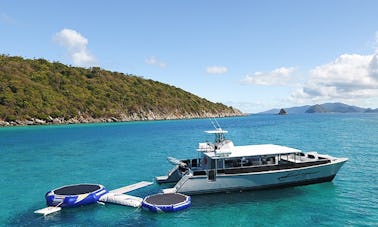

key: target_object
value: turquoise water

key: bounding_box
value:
[1,114,377,226]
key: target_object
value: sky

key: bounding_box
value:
[1,0,378,113]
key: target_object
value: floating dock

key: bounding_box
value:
[109,181,153,194]
[34,181,153,216]
[99,193,143,207]
[34,206,62,216]
[35,181,190,215]
[99,181,153,208]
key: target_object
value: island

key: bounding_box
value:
[278,108,288,115]
[259,103,378,114]
[0,55,244,126]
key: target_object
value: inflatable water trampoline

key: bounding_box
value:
[141,193,191,213]
[35,182,189,216]
[45,184,108,208]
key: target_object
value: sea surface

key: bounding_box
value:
[1,114,377,226]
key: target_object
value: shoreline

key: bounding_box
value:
[0,112,247,127]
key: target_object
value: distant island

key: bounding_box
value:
[259,103,378,114]
[278,108,288,115]
[0,55,243,126]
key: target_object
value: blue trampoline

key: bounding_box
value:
[141,193,191,213]
[45,184,108,208]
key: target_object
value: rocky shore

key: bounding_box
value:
[0,111,245,127]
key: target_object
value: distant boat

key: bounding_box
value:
[156,126,348,195]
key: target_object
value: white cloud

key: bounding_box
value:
[145,56,167,68]
[206,66,228,74]
[375,32,378,53]
[240,33,378,109]
[241,67,296,85]
[53,28,96,67]
[290,53,378,104]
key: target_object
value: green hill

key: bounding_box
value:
[0,55,242,125]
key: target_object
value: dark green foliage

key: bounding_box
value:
[0,55,241,121]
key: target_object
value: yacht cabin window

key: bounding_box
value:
[224,156,276,168]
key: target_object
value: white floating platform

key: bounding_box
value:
[110,181,153,194]
[34,206,62,216]
[101,181,153,207]
[99,193,143,207]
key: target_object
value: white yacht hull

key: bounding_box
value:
[174,158,347,195]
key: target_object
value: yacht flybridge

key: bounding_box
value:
[156,127,348,195]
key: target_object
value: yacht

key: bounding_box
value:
[156,127,348,195]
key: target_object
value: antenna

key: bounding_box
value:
[209,117,222,130]
[214,118,222,129]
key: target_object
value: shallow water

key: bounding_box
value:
[1,114,377,226]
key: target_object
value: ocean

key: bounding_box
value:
[1,114,377,226]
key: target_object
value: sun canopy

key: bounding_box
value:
[205,144,302,158]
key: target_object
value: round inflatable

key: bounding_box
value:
[141,193,191,213]
[45,184,108,208]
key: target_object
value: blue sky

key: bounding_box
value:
[1,0,378,113]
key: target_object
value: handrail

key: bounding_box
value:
[175,172,192,191]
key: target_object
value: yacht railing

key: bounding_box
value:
[174,172,192,192]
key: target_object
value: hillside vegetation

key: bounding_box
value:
[0,55,242,125]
